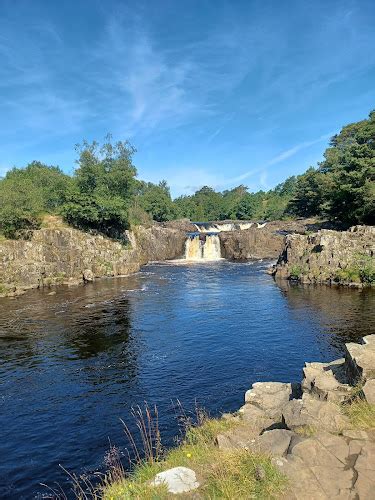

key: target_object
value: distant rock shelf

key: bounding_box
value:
[272,225,375,286]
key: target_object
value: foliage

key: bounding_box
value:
[137,180,177,222]
[343,399,375,429]
[0,162,70,238]
[333,254,375,284]
[1,109,374,239]
[288,110,375,224]
[61,136,137,237]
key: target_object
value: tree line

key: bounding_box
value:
[0,112,374,239]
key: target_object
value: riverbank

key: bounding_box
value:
[0,216,343,297]
[101,335,375,499]
[272,225,375,287]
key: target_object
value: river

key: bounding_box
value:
[1,260,374,498]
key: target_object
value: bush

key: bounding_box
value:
[0,209,41,239]
[61,194,129,239]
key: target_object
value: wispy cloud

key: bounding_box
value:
[228,133,332,185]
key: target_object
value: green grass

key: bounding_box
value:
[101,417,287,500]
[343,399,375,430]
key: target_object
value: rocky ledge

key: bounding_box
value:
[271,225,375,286]
[0,221,188,297]
[215,335,375,499]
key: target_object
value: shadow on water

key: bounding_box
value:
[0,261,374,497]
[276,279,375,350]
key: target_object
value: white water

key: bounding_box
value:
[193,221,265,233]
[185,234,222,261]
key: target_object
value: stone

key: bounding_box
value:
[82,269,94,282]
[302,358,352,403]
[291,433,348,467]
[239,404,275,432]
[363,379,375,404]
[256,429,293,457]
[345,335,375,383]
[216,424,259,450]
[277,434,355,499]
[245,382,292,420]
[342,429,369,440]
[150,467,200,494]
[282,394,349,433]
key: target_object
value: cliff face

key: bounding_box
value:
[218,219,320,260]
[273,225,375,285]
[0,223,187,296]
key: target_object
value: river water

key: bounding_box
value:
[1,260,374,498]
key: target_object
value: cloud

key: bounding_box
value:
[228,133,332,185]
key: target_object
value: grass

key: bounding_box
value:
[100,410,287,500]
[343,399,375,430]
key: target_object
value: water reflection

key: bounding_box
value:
[0,262,374,498]
[277,280,375,351]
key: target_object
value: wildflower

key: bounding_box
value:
[186,452,192,458]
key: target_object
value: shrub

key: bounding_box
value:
[0,209,41,239]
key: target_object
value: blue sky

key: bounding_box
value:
[1,0,374,197]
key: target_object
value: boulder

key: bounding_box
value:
[216,424,259,450]
[245,382,292,420]
[238,404,275,432]
[150,467,200,494]
[256,429,293,457]
[363,379,375,404]
[302,358,352,403]
[345,335,375,383]
[82,269,94,282]
[282,394,349,433]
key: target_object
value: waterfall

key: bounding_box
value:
[185,234,222,261]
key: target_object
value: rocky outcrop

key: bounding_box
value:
[0,222,187,297]
[216,335,375,499]
[218,219,329,260]
[272,225,375,286]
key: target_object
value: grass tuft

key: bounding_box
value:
[343,399,375,430]
[100,412,287,499]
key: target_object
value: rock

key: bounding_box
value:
[0,222,188,295]
[82,269,94,282]
[216,424,259,450]
[282,394,349,433]
[276,433,355,499]
[245,382,292,420]
[345,335,375,383]
[342,429,370,440]
[363,379,375,404]
[302,358,352,403]
[256,429,293,457]
[150,467,200,494]
[238,404,275,432]
[273,225,375,286]
[353,441,375,499]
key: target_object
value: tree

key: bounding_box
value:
[0,162,71,238]
[62,136,137,237]
[138,181,177,222]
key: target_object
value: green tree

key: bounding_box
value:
[62,136,138,237]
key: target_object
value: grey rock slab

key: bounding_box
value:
[150,467,200,494]
[216,424,259,450]
[239,403,276,432]
[302,358,352,403]
[363,379,375,404]
[353,441,375,499]
[245,382,292,420]
[290,434,348,468]
[282,394,349,433]
[345,336,375,383]
[256,429,293,457]
[342,429,370,440]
